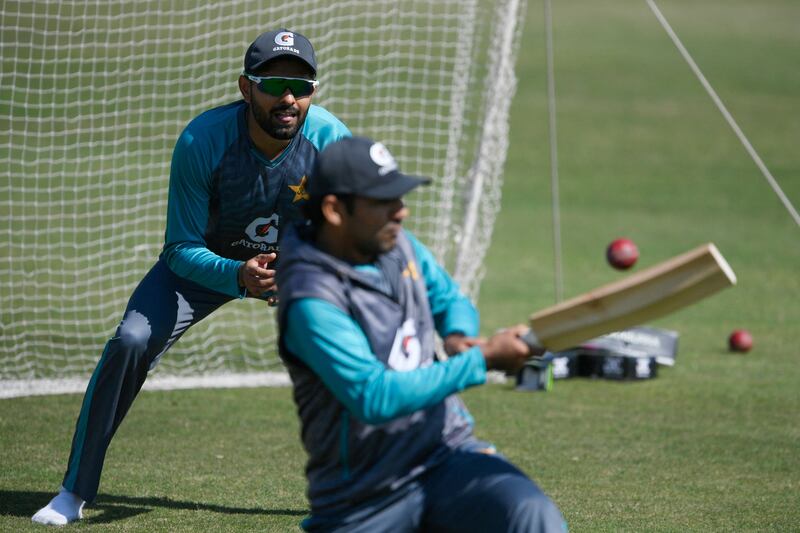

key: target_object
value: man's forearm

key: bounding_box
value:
[285,298,487,425]
[162,242,244,298]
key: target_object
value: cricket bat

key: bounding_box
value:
[522,243,736,352]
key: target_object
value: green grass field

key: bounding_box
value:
[2,0,799,530]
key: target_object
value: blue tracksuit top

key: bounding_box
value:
[159,100,350,297]
[277,225,488,513]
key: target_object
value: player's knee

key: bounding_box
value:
[116,310,152,355]
[510,490,566,533]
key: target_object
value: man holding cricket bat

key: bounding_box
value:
[33,29,350,525]
[277,136,565,532]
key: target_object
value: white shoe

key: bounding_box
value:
[31,487,85,525]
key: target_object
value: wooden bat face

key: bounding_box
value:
[526,244,736,352]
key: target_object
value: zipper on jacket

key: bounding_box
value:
[339,410,350,479]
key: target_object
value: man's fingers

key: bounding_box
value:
[508,324,529,337]
[252,266,276,278]
[242,253,279,300]
[255,252,277,267]
[246,275,276,290]
[247,261,275,278]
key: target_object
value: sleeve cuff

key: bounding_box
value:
[462,346,488,386]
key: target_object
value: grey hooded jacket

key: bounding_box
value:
[277,225,476,513]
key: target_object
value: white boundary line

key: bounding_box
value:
[647,0,800,228]
[0,372,291,399]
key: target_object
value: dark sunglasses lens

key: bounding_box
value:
[257,79,285,96]
[287,79,314,96]
[257,78,314,97]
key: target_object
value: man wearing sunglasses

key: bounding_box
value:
[32,29,350,526]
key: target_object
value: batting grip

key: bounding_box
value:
[520,328,543,351]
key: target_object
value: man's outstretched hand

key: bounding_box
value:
[480,325,542,373]
[238,253,277,300]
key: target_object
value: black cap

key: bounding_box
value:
[310,137,431,200]
[244,29,317,77]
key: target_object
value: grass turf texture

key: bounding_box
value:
[2,0,799,530]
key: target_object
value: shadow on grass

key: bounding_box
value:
[0,490,308,524]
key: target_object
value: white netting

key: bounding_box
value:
[0,0,527,397]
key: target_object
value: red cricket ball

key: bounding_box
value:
[728,329,753,353]
[606,238,639,270]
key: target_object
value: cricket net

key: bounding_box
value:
[1,0,526,397]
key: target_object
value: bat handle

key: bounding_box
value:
[520,328,543,351]
[520,329,555,363]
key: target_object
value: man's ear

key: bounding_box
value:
[320,194,345,227]
[238,75,251,103]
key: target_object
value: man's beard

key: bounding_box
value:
[251,100,306,140]
[354,227,400,261]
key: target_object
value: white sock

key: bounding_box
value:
[31,487,85,526]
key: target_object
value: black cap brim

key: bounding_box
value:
[360,172,431,199]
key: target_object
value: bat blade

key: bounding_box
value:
[527,243,736,352]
